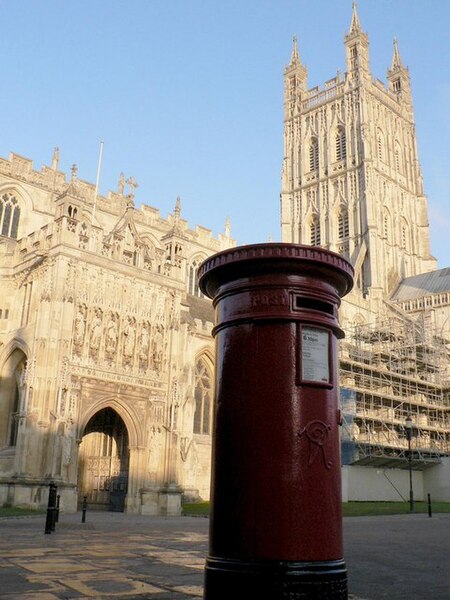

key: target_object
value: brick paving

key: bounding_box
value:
[0,511,449,599]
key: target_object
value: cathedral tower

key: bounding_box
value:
[281,3,436,320]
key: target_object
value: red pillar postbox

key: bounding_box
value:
[198,243,354,600]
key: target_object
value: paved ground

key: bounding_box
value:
[0,511,449,599]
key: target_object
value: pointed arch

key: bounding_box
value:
[0,192,21,239]
[309,214,321,246]
[337,206,349,240]
[78,396,144,448]
[309,137,319,172]
[335,126,347,161]
[188,253,207,297]
[0,347,27,447]
[0,182,35,215]
[193,352,214,436]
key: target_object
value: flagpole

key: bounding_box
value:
[92,141,104,222]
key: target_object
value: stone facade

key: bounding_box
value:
[281,6,441,330]
[1,4,449,512]
[281,4,450,483]
[0,150,234,514]
[281,5,450,339]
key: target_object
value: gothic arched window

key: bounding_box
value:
[188,256,205,297]
[0,193,20,239]
[336,127,347,161]
[338,208,349,240]
[193,357,213,435]
[309,138,319,172]
[310,215,321,246]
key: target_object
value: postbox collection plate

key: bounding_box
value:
[300,326,331,384]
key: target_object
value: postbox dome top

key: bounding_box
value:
[198,243,354,299]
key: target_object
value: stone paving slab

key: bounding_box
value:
[0,511,449,599]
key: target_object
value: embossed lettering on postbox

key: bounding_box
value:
[301,326,330,383]
[250,290,289,308]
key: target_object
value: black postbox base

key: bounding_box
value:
[204,556,347,600]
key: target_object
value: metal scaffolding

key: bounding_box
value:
[340,315,450,470]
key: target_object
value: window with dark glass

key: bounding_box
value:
[193,358,213,435]
[310,215,321,246]
[0,193,20,239]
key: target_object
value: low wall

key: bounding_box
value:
[423,457,450,501]
[342,465,423,502]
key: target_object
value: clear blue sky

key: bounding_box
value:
[2,1,449,267]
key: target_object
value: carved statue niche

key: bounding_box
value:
[105,312,119,357]
[138,321,150,368]
[89,308,103,355]
[151,324,164,373]
[73,304,87,351]
[122,317,136,363]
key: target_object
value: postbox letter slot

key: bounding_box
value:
[294,295,334,315]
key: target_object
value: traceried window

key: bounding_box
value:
[338,209,349,240]
[336,127,347,161]
[0,193,20,239]
[188,256,205,297]
[309,138,319,172]
[310,215,321,246]
[193,357,213,435]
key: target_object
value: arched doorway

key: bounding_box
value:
[0,348,27,450]
[78,407,129,511]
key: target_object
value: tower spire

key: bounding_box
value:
[387,37,412,107]
[391,37,403,70]
[349,1,362,34]
[344,1,370,81]
[289,35,300,67]
[174,195,181,223]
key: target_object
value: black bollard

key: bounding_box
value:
[51,484,58,531]
[55,494,60,523]
[427,493,432,518]
[44,482,57,534]
[81,495,87,523]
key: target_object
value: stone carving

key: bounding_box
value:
[118,172,125,195]
[151,324,164,372]
[138,322,150,367]
[40,263,53,302]
[126,176,138,202]
[73,305,87,349]
[63,260,76,302]
[89,309,103,354]
[123,317,136,361]
[62,436,72,467]
[105,313,119,356]
[23,356,36,387]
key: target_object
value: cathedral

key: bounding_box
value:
[0,152,234,514]
[281,4,450,498]
[0,4,449,513]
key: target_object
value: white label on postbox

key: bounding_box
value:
[301,327,330,383]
